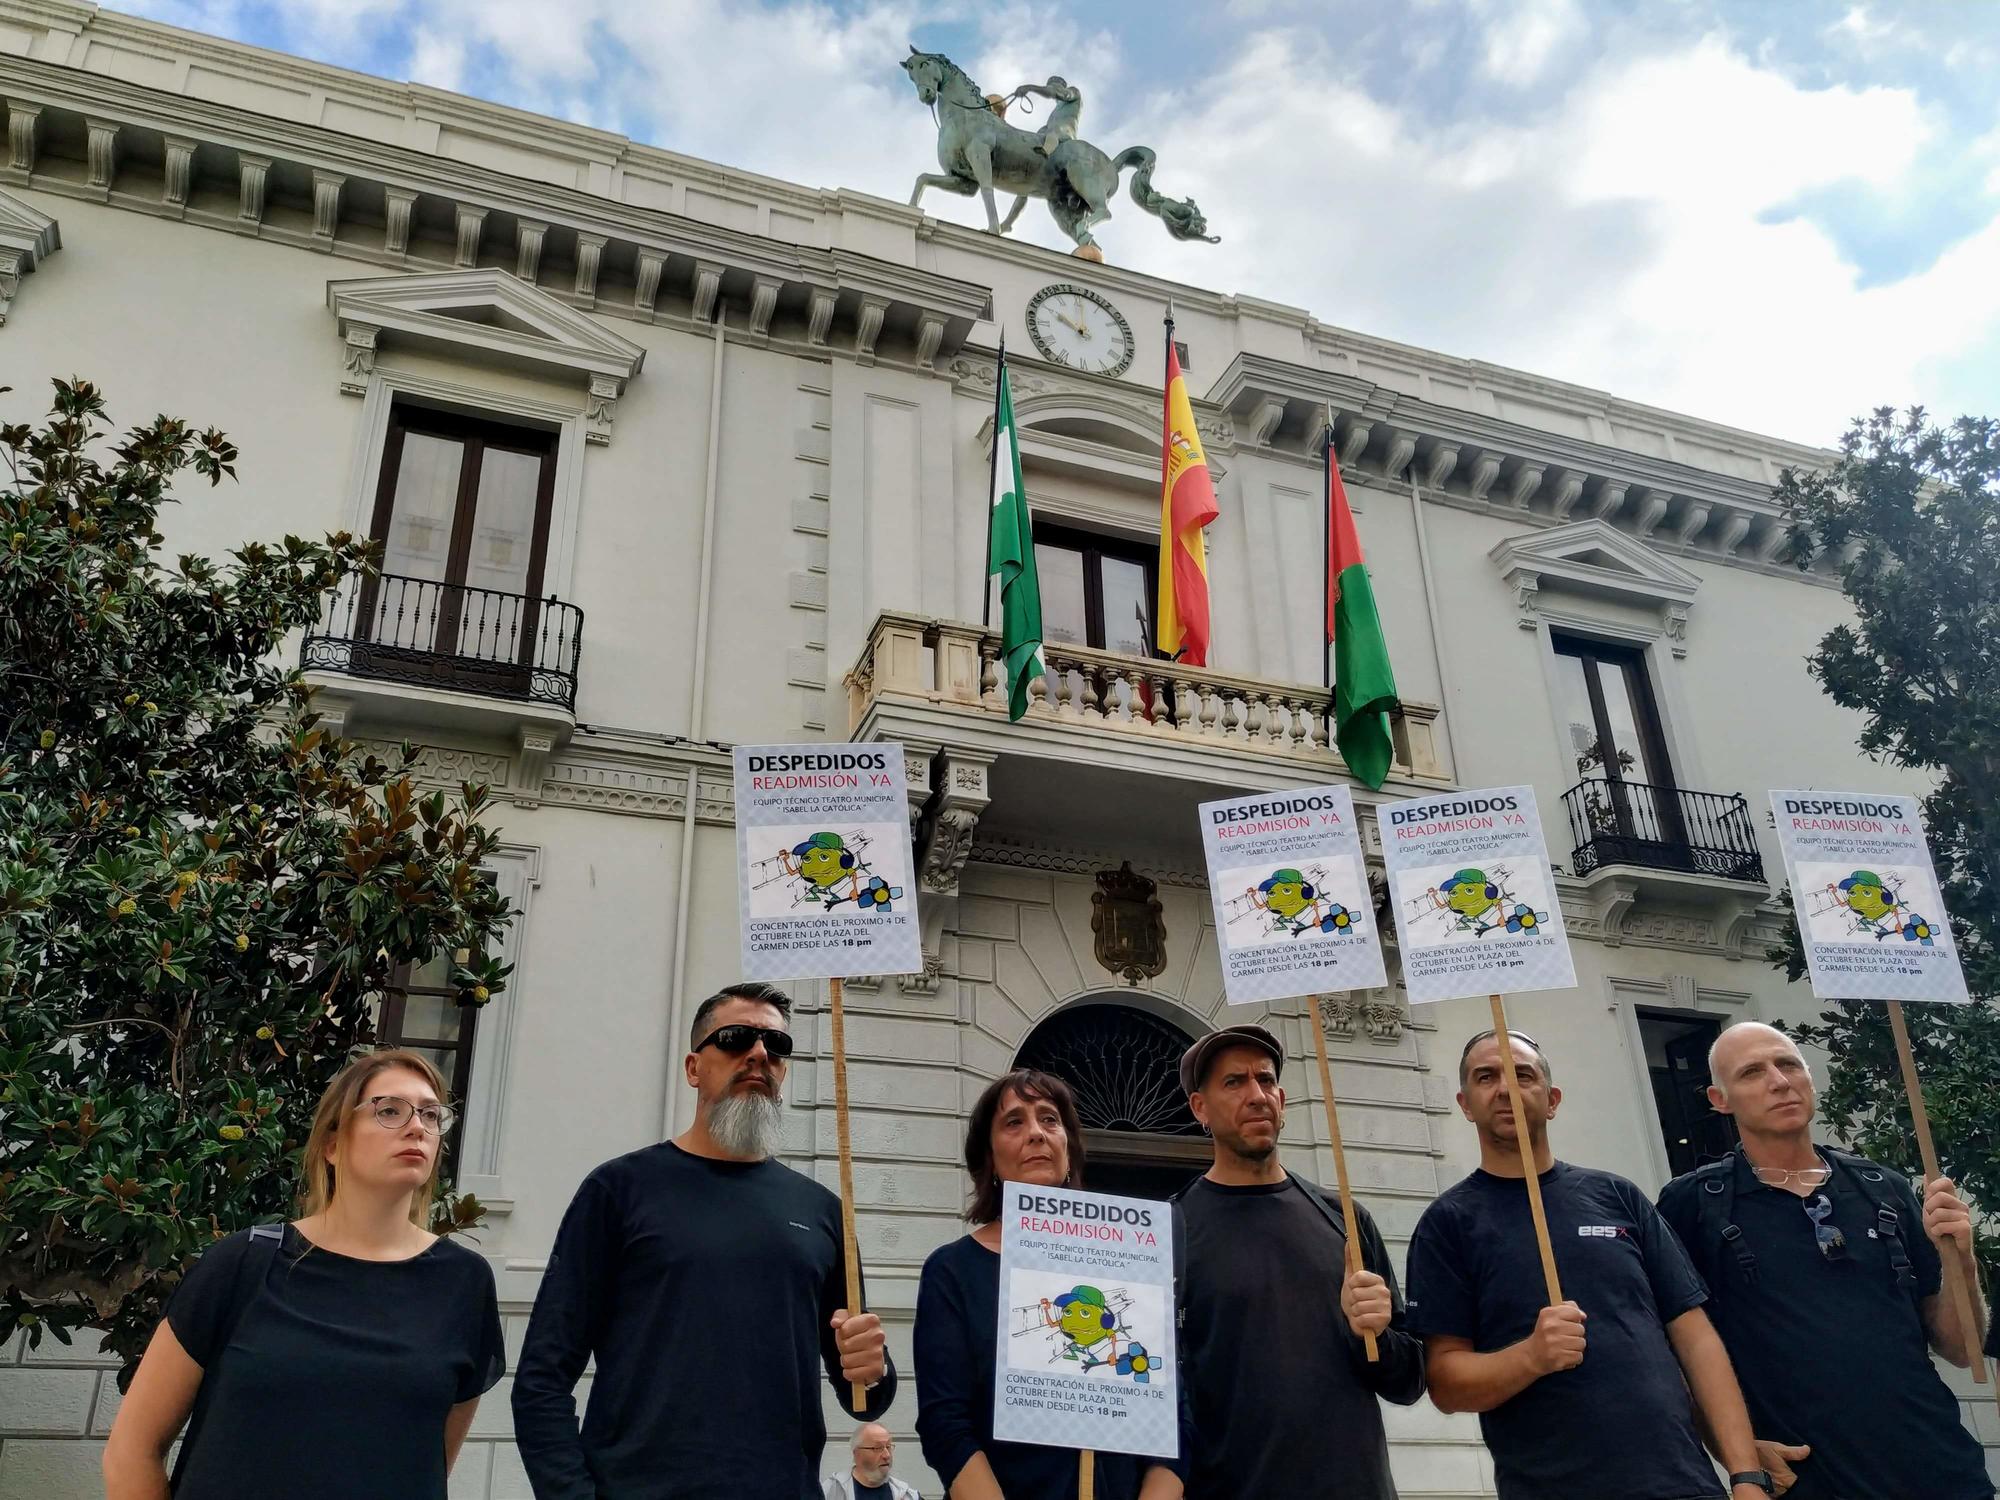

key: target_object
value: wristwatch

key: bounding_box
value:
[1728,1473,1773,1494]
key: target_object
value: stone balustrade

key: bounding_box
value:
[848,612,1446,783]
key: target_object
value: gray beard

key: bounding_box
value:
[708,1090,784,1159]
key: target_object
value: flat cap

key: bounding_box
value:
[1179,1023,1284,1097]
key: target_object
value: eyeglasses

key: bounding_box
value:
[359,1095,455,1136]
[1752,1163,1833,1189]
[1802,1192,1847,1262]
[694,1024,795,1060]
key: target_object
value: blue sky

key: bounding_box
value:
[128,0,2000,446]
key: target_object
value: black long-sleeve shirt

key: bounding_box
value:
[1176,1173,1425,1500]
[512,1141,895,1499]
[913,1234,1185,1500]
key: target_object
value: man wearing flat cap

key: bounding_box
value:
[1171,1023,1425,1500]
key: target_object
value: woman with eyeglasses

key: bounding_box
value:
[103,1049,504,1500]
[914,1069,1184,1500]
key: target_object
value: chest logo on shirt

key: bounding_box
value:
[1577,1224,1633,1240]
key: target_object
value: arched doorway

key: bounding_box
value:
[1014,1001,1209,1201]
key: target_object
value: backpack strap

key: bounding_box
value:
[1692,1153,1757,1287]
[1286,1175,1355,1256]
[1821,1148,1918,1296]
[1168,1183,1191,1333]
[219,1223,287,1354]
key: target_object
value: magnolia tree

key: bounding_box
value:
[1775,407,2000,1278]
[0,379,512,1379]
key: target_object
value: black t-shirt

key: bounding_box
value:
[512,1141,897,1500]
[1406,1162,1719,1500]
[853,1481,890,1499]
[1659,1151,1993,1500]
[1176,1174,1425,1500]
[166,1224,504,1500]
[913,1234,1179,1500]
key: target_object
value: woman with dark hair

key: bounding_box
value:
[914,1068,1184,1500]
[102,1049,504,1500]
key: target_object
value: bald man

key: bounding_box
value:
[1657,1021,1991,1500]
[823,1424,918,1500]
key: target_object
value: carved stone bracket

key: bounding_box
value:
[853,294,889,366]
[383,186,417,256]
[690,260,722,324]
[84,118,117,195]
[633,248,664,315]
[1337,419,1373,471]
[7,102,40,173]
[514,728,557,808]
[1247,394,1288,446]
[162,136,196,211]
[1662,601,1691,659]
[338,320,379,396]
[236,152,270,226]
[1546,468,1585,521]
[807,287,837,347]
[517,220,548,284]
[1464,451,1503,503]
[1318,993,1357,1042]
[1505,567,1540,630]
[453,205,486,267]
[585,373,623,446]
[1359,989,1406,1043]
[311,170,343,246]
[573,232,606,302]
[907,746,993,994]
[750,275,783,341]
[1422,441,1459,491]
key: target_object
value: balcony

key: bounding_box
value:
[846,612,1447,795]
[1563,777,1763,883]
[300,573,583,774]
[1561,775,1773,953]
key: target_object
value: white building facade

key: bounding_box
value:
[1,6,1992,1496]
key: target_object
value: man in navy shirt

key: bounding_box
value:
[1407,1028,1767,1500]
[1659,1021,1991,1500]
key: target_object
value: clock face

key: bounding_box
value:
[1026,283,1136,377]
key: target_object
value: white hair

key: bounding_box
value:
[851,1423,890,1453]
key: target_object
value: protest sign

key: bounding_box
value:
[1199,782,1387,1003]
[994,1181,1178,1463]
[1377,785,1576,1005]
[733,743,921,982]
[1770,788,1985,1385]
[734,741,921,1410]
[1770,789,1968,1005]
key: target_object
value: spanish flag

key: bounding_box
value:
[1156,331,1218,665]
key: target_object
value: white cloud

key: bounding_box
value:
[1476,0,1585,84]
[123,0,2000,443]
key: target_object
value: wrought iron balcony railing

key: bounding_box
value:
[1563,776,1764,884]
[302,572,583,712]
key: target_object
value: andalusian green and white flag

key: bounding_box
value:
[989,353,1045,721]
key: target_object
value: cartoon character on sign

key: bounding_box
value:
[1823,870,1938,946]
[1242,867,1358,939]
[1411,866,1549,941]
[1015,1284,1154,1381]
[765,830,905,913]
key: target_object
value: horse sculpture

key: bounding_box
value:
[900,47,1219,257]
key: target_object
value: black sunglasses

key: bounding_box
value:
[694,1023,795,1060]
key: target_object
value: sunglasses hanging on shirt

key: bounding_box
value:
[1802,1192,1847,1262]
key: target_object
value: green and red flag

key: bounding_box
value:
[988,349,1045,721]
[1326,434,1399,788]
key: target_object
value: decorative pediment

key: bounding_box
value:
[0,188,60,327]
[326,269,645,443]
[1488,519,1701,654]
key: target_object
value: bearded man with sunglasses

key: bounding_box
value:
[514,982,895,1499]
[1658,1021,1991,1500]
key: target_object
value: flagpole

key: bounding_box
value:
[1323,403,1336,753]
[983,332,1005,631]
[1159,299,1174,663]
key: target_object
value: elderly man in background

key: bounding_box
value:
[824,1423,919,1500]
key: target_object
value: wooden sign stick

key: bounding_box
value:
[1489,995,1563,1304]
[1310,994,1379,1361]
[828,975,869,1414]
[1886,999,1988,1387]
[1079,1450,1095,1500]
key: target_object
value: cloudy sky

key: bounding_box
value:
[127,0,2000,447]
